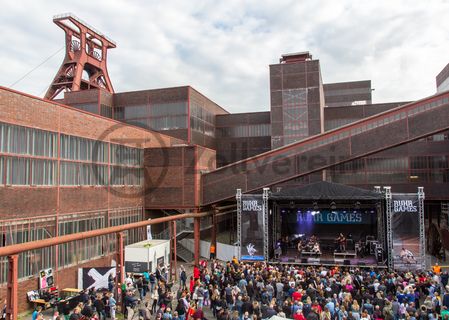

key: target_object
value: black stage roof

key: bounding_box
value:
[271,181,382,201]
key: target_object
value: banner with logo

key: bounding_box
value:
[391,193,421,270]
[78,267,116,290]
[240,195,265,261]
[296,210,376,225]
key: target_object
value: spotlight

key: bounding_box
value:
[330,201,337,210]
[289,201,295,209]
[312,202,319,210]
[354,201,361,210]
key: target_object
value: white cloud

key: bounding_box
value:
[1,0,449,112]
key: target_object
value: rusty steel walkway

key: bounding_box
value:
[202,91,449,205]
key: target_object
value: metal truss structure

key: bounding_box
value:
[384,186,393,270]
[418,187,426,270]
[236,188,242,260]
[45,13,116,100]
[263,188,270,261]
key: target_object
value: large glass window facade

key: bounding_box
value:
[0,122,143,187]
[216,124,271,138]
[0,122,57,157]
[114,102,188,132]
[60,134,108,163]
[190,98,215,137]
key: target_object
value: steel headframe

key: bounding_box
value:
[236,189,242,260]
[263,188,270,261]
[44,13,116,100]
[384,186,393,270]
[418,186,426,270]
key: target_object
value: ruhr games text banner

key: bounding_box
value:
[240,195,265,261]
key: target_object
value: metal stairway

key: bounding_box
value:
[153,216,213,262]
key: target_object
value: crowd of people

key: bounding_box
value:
[24,258,449,320]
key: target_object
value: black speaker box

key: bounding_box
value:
[344,259,351,265]
[288,258,295,262]
[301,258,308,263]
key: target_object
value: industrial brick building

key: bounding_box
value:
[2,14,449,311]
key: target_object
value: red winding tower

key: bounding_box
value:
[44,13,116,100]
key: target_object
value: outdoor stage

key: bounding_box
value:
[237,182,426,270]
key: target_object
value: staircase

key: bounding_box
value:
[153,217,208,262]
[176,242,194,262]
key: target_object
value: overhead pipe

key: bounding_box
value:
[0,212,210,257]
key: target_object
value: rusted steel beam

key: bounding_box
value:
[0,212,208,257]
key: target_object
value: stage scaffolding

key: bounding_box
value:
[236,189,242,260]
[385,186,426,271]
[384,187,393,270]
[418,187,426,270]
[236,188,270,261]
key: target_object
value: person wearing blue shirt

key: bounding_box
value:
[32,307,42,320]
[325,299,335,316]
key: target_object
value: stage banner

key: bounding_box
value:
[297,210,376,224]
[77,267,116,290]
[391,193,421,270]
[240,195,265,261]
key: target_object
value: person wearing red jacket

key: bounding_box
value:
[294,309,306,320]
[193,265,200,280]
[189,276,195,294]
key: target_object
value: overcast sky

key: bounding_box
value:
[1,0,449,113]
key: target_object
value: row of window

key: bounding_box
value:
[0,157,143,186]
[332,156,449,173]
[216,124,271,138]
[328,170,449,184]
[0,122,144,167]
[0,207,144,282]
[59,161,143,186]
[110,144,144,166]
[61,134,108,163]
[0,122,57,158]
[324,87,371,98]
[115,102,188,120]
[190,103,215,124]
[191,117,215,137]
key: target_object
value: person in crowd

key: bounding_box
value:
[180,265,187,290]
[32,306,42,320]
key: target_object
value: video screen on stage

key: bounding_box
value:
[240,195,265,261]
[391,194,421,270]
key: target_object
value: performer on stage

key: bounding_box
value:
[312,241,321,254]
[336,233,346,252]
[297,239,303,258]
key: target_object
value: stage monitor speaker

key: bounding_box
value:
[376,247,384,263]
[344,259,350,265]
[359,262,366,266]
[301,258,308,263]
[288,258,295,262]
